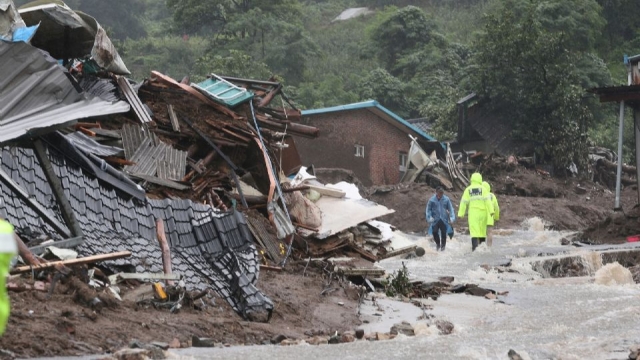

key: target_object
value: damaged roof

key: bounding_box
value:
[0,143,273,317]
[0,41,130,145]
[301,100,438,142]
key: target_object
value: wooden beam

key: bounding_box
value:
[155,219,174,285]
[33,138,84,238]
[167,104,180,132]
[10,251,132,274]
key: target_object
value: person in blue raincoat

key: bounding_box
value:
[426,186,455,251]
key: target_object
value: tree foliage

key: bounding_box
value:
[471,0,610,170]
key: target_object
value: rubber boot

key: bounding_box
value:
[471,238,478,251]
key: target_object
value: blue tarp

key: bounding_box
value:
[11,24,39,43]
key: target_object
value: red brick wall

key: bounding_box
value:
[293,109,411,186]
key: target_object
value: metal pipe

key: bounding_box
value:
[615,100,625,209]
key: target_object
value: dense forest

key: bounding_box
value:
[15,0,640,169]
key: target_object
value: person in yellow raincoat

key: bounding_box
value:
[0,219,17,336]
[482,181,500,247]
[458,173,494,251]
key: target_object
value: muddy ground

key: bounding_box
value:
[0,262,361,358]
[3,165,639,358]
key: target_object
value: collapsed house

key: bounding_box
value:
[1,0,415,320]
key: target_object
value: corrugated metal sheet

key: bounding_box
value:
[78,76,120,103]
[0,41,130,145]
[116,76,152,124]
[65,131,123,157]
[125,138,169,176]
[122,124,158,159]
[157,146,187,181]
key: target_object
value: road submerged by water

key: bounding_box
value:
[177,218,640,360]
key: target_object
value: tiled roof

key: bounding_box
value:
[0,144,272,318]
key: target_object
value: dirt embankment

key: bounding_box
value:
[366,167,637,236]
[0,262,360,358]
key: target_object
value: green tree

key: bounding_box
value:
[471,0,609,170]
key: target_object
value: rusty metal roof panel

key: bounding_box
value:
[0,41,130,145]
[116,76,152,124]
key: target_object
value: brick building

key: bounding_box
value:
[294,100,438,186]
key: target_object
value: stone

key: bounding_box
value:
[436,320,454,335]
[191,336,215,348]
[376,333,390,341]
[574,186,587,195]
[271,334,287,344]
[340,333,355,343]
[150,342,169,351]
[306,336,328,345]
[497,291,509,296]
[114,348,151,360]
[328,334,340,344]
[355,329,365,339]
[484,293,497,300]
[415,247,426,257]
[390,322,415,336]
[280,339,301,346]
[438,276,454,284]
[168,338,181,349]
[508,349,523,360]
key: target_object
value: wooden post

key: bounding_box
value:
[33,138,84,238]
[155,219,174,285]
[14,234,41,267]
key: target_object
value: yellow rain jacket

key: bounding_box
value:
[0,219,17,336]
[458,173,494,238]
[482,181,500,226]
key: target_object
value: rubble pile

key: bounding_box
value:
[0,0,418,337]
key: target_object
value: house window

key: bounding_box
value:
[354,144,365,157]
[399,152,408,171]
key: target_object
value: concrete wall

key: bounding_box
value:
[294,109,412,186]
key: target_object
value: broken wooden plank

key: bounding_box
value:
[108,272,182,285]
[167,104,180,132]
[348,245,379,262]
[260,265,282,272]
[11,251,132,274]
[155,219,173,285]
[306,184,346,198]
[335,267,385,277]
[379,245,418,260]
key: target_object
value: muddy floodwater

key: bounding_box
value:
[178,218,640,360]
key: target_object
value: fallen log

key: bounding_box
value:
[10,251,132,274]
[597,158,637,175]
